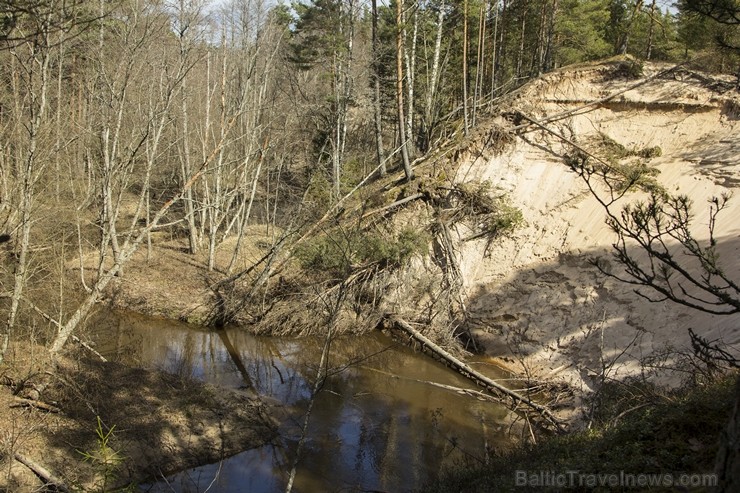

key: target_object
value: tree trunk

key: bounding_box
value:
[463,0,470,134]
[490,0,500,101]
[386,314,565,431]
[404,1,418,157]
[180,66,199,255]
[544,0,559,71]
[371,0,387,175]
[2,32,52,366]
[396,0,414,181]
[473,2,487,126]
[422,0,445,153]
[517,14,526,78]
[646,0,657,60]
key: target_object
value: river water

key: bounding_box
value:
[89,311,514,492]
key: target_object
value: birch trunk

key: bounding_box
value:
[396,0,414,181]
[371,0,387,175]
[422,0,445,152]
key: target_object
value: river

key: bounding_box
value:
[89,311,514,492]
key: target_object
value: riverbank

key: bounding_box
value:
[85,60,740,430]
[428,373,737,492]
[0,342,277,491]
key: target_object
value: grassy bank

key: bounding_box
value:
[428,374,737,492]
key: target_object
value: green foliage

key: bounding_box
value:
[583,133,664,193]
[428,375,736,492]
[304,172,334,214]
[677,6,740,71]
[614,58,644,79]
[453,181,525,239]
[295,226,429,275]
[638,145,663,159]
[77,416,130,492]
[294,232,352,273]
[290,0,346,69]
[556,0,613,66]
[359,227,430,268]
[596,133,662,162]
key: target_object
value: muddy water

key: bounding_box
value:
[90,311,514,492]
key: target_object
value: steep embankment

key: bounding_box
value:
[99,60,739,400]
[450,61,740,393]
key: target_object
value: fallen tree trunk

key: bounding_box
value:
[385,314,565,432]
[10,396,61,413]
[363,365,520,404]
[14,452,69,492]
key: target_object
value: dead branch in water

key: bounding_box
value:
[385,314,566,432]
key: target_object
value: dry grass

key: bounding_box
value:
[0,342,276,492]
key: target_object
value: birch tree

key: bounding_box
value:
[0,4,55,364]
[396,0,415,181]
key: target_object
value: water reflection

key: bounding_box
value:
[88,311,512,492]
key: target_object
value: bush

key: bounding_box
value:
[295,226,429,274]
[452,181,525,239]
[427,374,737,492]
[294,233,353,273]
[566,135,665,196]
[359,227,430,268]
[638,146,663,159]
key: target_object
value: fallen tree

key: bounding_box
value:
[384,314,566,432]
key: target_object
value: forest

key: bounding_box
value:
[0,0,738,359]
[0,0,739,490]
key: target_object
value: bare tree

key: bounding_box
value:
[567,152,739,315]
[396,0,415,181]
[420,0,446,152]
[371,0,387,175]
[1,7,54,364]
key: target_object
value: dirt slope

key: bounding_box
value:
[450,61,740,393]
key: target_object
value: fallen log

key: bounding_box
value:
[385,314,565,432]
[14,452,70,493]
[10,396,61,413]
[362,366,517,404]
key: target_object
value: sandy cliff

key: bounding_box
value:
[447,61,740,393]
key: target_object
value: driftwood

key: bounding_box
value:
[14,452,70,493]
[385,314,565,432]
[363,366,519,404]
[10,396,61,413]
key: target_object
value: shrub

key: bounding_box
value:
[294,233,354,274]
[452,181,525,239]
[427,374,736,492]
[359,227,430,268]
[295,226,429,275]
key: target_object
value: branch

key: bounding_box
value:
[386,314,566,432]
[14,452,70,493]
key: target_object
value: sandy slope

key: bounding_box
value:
[451,61,740,393]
